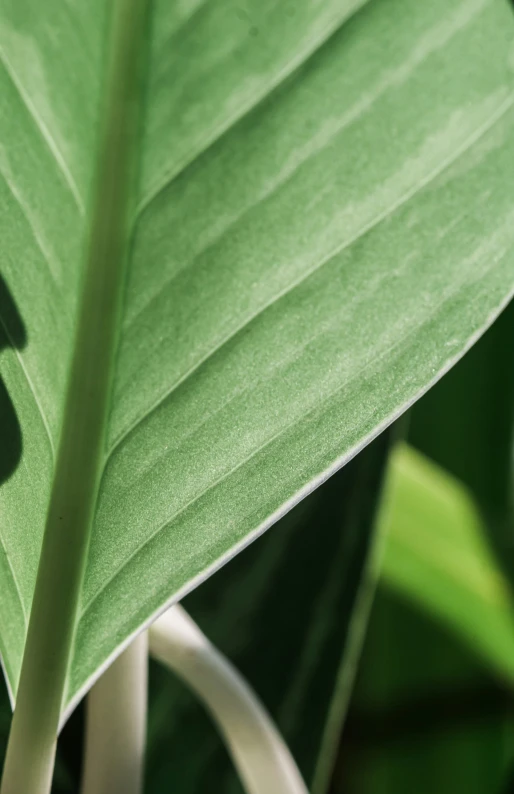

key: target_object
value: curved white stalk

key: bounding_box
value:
[80,632,148,794]
[149,605,309,794]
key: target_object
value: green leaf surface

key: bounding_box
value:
[381,445,514,682]
[1,0,514,716]
[146,429,392,794]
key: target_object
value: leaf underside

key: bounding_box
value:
[1,0,514,716]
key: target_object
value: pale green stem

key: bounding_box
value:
[0,2,148,792]
[80,633,148,794]
[149,606,309,794]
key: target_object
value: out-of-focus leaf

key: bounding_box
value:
[379,444,514,682]
[145,430,393,794]
[336,590,514,794]
[408,299,514,575]
[406,286,514,792]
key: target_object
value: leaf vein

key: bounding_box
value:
[83,267,502,618]
[0,47,84,215]
[106,93,514,461]
[134,0,368,218]
[0,531,27,625]
[1,170,65,294]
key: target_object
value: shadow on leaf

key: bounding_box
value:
[0,272,26,485]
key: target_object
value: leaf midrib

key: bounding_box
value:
[6,0,150,738]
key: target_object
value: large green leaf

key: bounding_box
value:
[380,445,514,682]
[1,0,514,718]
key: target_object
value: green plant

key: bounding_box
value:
[1,0,514,791]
